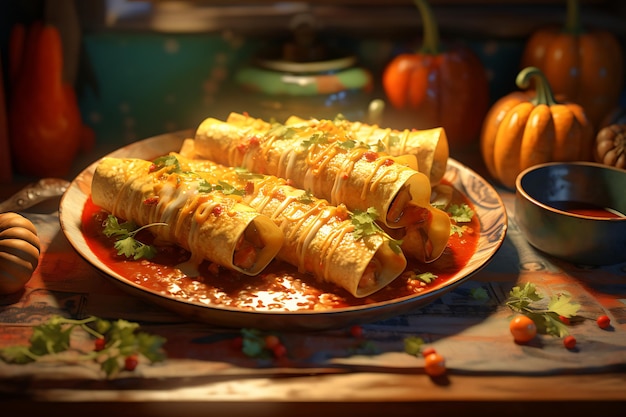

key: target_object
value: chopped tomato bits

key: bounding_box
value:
[271,343,287,359]
[94,337,106,352]
[362,151,378,162]
[597,315,611,329]
[563,335,577,350]
[421,346,437,357]
[124,354,139,371]
[143,197,159,205]
[349,325,363,338]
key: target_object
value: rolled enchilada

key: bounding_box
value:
[284,115,449,185]
[171,150,407,298]
[194,113,435,230]
[91,157,284,276]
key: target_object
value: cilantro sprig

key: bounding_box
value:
[447,203,474,236]
[0,315,166,377]
[351,207,403,254]
[408,271,438,284]
[404,336,426,356]
[198,179,245,196]
[103,215,165,260]
[301,132,329,150]
[234,166,265,181]
[152,155,182,173]
[505,283,581,337]
[297,190,315,204]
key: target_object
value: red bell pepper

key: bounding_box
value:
[382,0,490,148]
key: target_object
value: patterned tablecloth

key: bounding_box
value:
[1,190,625,384]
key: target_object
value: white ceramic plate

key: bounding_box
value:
[59,131,508,330]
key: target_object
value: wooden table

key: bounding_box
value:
[1,145,625,417]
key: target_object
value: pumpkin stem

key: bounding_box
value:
[564,0,583,35]
[516,66,559,107]
[414,0,440,54]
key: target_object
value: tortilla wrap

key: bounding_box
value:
[194,114,435,230]
[172,151,408,298]
[285,115,449,185]
[91,157,284,276]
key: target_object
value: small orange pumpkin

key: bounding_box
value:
[0,212,40,294]
[594,124,626,170]
[480,66,594,189]
[520,0,624,129]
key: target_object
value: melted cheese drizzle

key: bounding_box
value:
[115,163,258,275]
[211,119,414,226]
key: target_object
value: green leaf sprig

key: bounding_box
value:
[102,215,165,260]
[506,282,581,337]
[404,336,426,356]
[198,179,245,196]
[297,190,315,204]
[234,166,265,181]
[301,132,329,150]
[152,155,182,173]
[336,138,370,151]
[408,271,438,284]
[351,207,403,254]
[447,203,475,236]
[240,328,275,359]
[0,315,166,377]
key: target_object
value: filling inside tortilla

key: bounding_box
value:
[386,186,412,225]
[357,259,380,292]
[233,222,266,271]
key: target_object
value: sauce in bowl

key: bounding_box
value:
[549,201,626,219]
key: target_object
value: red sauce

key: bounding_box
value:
[550,201,625,219]
[80,181,480,311]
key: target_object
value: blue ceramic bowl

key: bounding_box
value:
[515,162,626,266]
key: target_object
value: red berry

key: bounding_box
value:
[559,315,570,325]
[349,325,363,338]
[124,354,139,371]
[421,346,437,357]
[94,337,106,352]
[563,335,577,350]
[264,334,281,349]
[597,315,611,329]
[230,336,243,350]
[271,343,287,359]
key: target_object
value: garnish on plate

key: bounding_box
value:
[102,214,166,260]
[351,207,403,254]
[446,203,475,236]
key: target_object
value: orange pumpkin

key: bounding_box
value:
[594,124,626,170]
[480,66,594,189]
[520,0,624,129]
[382,0,489,148]
[0,212,40,294]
